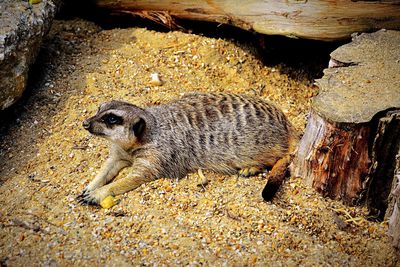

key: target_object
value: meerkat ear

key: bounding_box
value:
[132,118,146,138]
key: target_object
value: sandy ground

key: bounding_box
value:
[0,18,398,266]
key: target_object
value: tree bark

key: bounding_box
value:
[366,111,400,220]
[292,110,370,205]
[292,30,400,213]
[387,149,400,258]
[94,0,400,41]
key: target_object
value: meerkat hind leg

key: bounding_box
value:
[239,166,266,177]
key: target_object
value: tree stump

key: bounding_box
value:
[94,0,400,41]
[292,30,400,215]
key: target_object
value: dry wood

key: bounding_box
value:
[94,0,400,41]
[366,111,400,220]
[292,110,370,205]
[292,30,400,209]
[387,159,400,258]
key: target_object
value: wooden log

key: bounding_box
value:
[292,30,400,210]
[94,0,400,41]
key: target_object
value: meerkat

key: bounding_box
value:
[77,93,298,205]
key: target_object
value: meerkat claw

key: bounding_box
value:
[76,192,85,203]
[76,189,88,201]
[77,190,99,206]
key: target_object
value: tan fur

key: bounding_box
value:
[77,93,298,205]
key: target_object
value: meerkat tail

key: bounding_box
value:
[261,154,291,201]
[262,133,298,201]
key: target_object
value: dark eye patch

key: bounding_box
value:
[101,114,123,127]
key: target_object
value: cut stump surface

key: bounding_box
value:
[314,30,400,123]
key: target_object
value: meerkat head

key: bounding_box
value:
[83,101,149,150]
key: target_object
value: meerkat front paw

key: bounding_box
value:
[77,187,110,206]
[77,189,99,205]
[84,180,101,193]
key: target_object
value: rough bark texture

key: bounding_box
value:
[292,30,400,208]
[387,151,400,258]
[0,0,57,110]
[292,110,370,205]
[94,0,400,41]
[366,111,400,220]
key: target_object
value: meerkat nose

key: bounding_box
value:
[82,120,90,129]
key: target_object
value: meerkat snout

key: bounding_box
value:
[82,101,154,150]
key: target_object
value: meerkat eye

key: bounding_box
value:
[101,114,123,126]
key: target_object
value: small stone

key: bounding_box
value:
[149,73,163,86]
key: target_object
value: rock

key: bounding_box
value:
[0,0,57,110]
